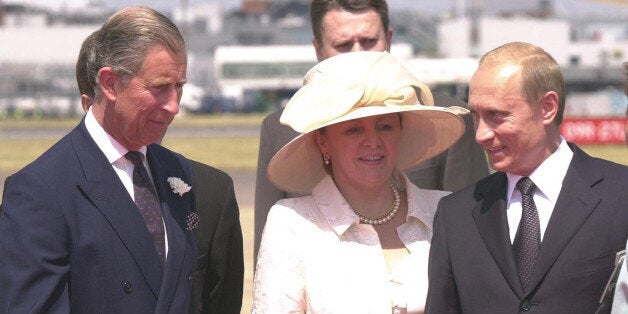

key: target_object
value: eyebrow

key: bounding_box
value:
[149,77,188,85]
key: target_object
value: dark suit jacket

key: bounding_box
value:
[187,159,243,314]
[0,121,196,313]
[253,92,489,261]
[425,144,628,314]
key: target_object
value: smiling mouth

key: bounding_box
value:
[360,155,384,161]
[486,146,505,155]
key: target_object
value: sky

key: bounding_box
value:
[5,0,628,18]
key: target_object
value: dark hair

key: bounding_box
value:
[76,30,98,97]
[310,0,389,43]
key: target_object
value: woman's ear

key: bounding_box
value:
[97,67,118,102]
[314,130,328,155]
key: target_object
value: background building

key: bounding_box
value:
[0,0,626,137]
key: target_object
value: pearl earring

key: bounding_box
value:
[323,154,330,165]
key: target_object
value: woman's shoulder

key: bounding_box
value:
[274,194,316,210]
[268,195,320,224]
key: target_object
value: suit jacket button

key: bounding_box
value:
[520,300,532,311]
[123,282,133,294]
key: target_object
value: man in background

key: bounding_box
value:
[253,0,489,261]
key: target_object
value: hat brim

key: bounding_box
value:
[267,104,465,195]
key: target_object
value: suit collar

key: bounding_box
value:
[72,122,165,297]
[147,145,195,311]
[472,173,525,297]
[526,144,602,291]
[473,145,605,297]
[312,175,358,236]
[313,174,437,239]
[72,122,195,302]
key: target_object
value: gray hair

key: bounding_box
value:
[91,6,186,97]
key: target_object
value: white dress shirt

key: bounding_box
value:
[506,138,573,242]
[84,108,169,257]
[252,174,450,313]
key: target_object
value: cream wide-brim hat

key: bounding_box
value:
[267,51,468,194]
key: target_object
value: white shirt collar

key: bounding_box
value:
[312,174,436,237]
[506,137,573,204]
[84,107,148,163]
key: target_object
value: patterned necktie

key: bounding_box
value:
[512,177,541,289]
[126,151,165,264]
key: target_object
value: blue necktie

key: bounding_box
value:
[126,151,165,264]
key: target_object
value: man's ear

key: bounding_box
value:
[80,94,92,113]
[313,38,324,62]
[540,91,559,126]
[385,28,393,52]
[97,67,118,102]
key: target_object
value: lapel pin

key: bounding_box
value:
[186,212,199,231]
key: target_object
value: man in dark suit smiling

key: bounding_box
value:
[425,42,628,313]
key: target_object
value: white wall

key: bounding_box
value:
[478,17,571,65]
[438,18,471,58]
[569,41,628,68]
[439,17,573,65]
[0,26,99,64]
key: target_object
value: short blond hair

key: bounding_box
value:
[479,42,565,125]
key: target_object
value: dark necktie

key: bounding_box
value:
[126,151,165,264]
[512,177,541,289]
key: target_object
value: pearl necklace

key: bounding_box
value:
[352,184,401,226]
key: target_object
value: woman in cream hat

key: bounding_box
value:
[252,51,467,313]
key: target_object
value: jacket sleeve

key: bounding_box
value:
[253,115,288,263]
[252,200,306,313]
[0,171,71,314]
[204,177,244,314]
[425,198,462,314]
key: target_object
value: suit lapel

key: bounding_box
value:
[147,145,194,313]
[70,123,163,297]
[527,146,602,292]
[473,173,524,297]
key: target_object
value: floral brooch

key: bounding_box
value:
[167,177,192,197]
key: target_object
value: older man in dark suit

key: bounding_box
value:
[72,26,244,314]
[425,41,628,313]
[0,7,209,313]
